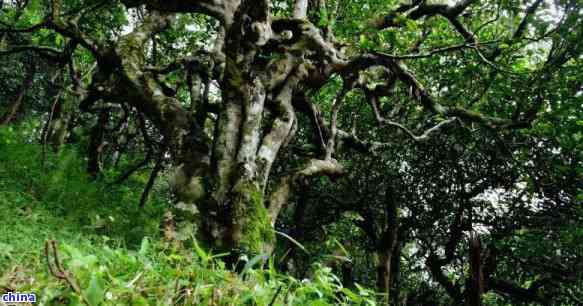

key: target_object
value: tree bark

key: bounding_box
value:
[46,94,73,151]
[25,0,551,265]
[376,186,400,304]
[87,110,109,177]
[376,250,392,303]
[466,234,483,306]
[391,241,402,306]
[168,1,303,258]
[293,0,308,19]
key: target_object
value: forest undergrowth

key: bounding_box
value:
[0,123,378,306]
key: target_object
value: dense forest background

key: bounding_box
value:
[0,0,581,305]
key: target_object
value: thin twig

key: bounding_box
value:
[375,40,499,60]
[139,148,165,207]
[268,285,283,306]
[41,88,63,170]
[45,240,87,304]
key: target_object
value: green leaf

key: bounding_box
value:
[192,238,209,264]
[85,274,105,306]
[318,9,329,27]
[276,231,308,254]
[240,253,269,276]
[131,296,148,306]
[359,34,369,49]
[139,237,149,256]
[341,288,359,301]
[0,242,14,259]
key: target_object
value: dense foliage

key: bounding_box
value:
[1,0,581,305]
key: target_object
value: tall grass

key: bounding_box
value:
[0,123,379,305]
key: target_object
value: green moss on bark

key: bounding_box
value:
[232,181,275,254]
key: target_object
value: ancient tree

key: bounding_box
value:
[1,0,581,260]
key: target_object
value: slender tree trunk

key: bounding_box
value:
[342,263,355,288]
[391,242,402,306]
[1,2,35,123]
[466,234,483,306]
[1,88,26,125]
[46,95,73,151]
[376,247,394,304]
[87,110,109,177]
[278,187,308,274]
[376,185,399,305]
[1,59,35,125]
[40,70,69,152]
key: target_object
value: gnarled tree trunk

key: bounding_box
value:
[7,0,557,263]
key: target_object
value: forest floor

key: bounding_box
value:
[0,130,375,305]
